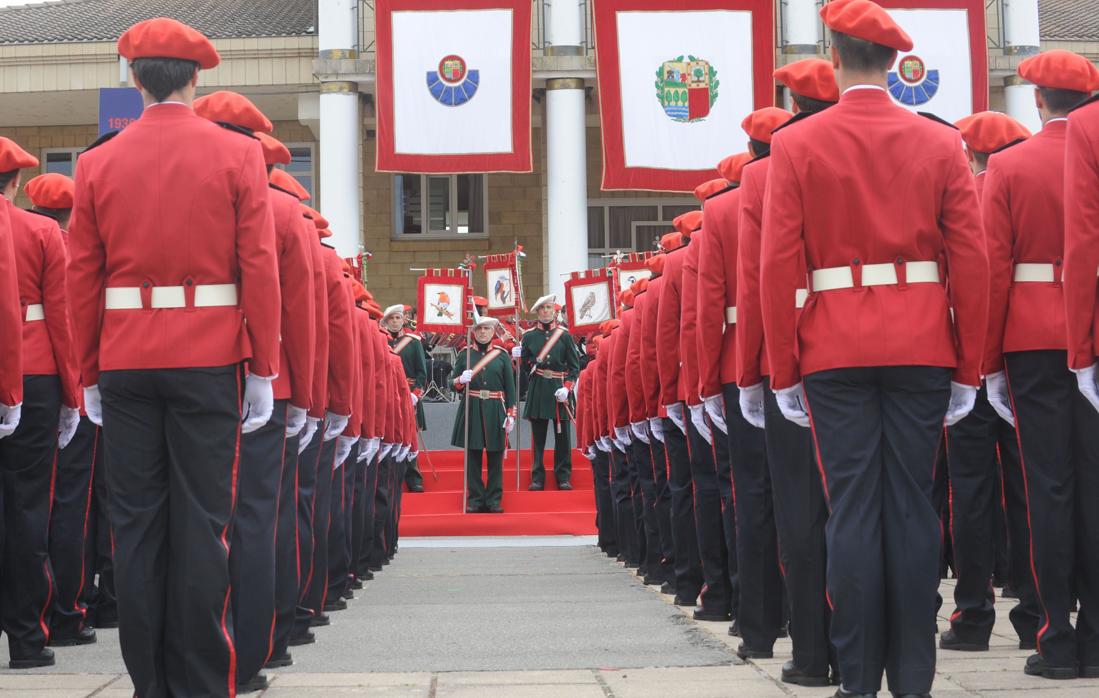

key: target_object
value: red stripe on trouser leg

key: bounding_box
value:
[802,388,834,615]
[39,449,60,643]
[219,372,243,698]
[266,407,290,667]
[1003,364,1051,654]
[74,429,99,621]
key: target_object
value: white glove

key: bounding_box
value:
[774,383,810,428]
[335,435,356,469]
[504,416,516,433]
[584,447,596,461]
[631,421,650,444]
[512,346,522,360]
[411,392,419,407]
[407,449,419,463]
[689,404,713,445]
[983,371,1014,426]
[379,442,394,460]
[648,417,665,443]
[323,411,350,441]
[459,370,474,385]
[614,425,632,445]
[398,444,410,460]
[1075,363,1099,416]
[945,382,978,427]
[554,387,569,402]
[357,437,371,462]
[286,405,308,437]
[298,417,319,454]
[364,437,381,463]
[0,402,20,439]
[702,394,727,435]
[665,402,687,434]
[612,437,627,453]
[241,374,275,434]
[596,436,612,453]
[83,385,102,427]
[738,382,766,429]
[58,406,80,449]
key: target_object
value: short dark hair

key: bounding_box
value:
[832,31,895,73]
[749,138,771,158]
[971,151,990,169]
[33,206,70,220]
[1039,87,1088,115]
[131,57,198,102]
[0,169,17,191]
[792,93,835,115]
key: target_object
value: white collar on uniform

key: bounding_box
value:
[1046,117,1069,125]
[145,101,187,109]
[842,84,887,95]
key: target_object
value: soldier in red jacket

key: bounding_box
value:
[941,111,1036,657]
[759,2,989,694]
[0,184,20,434]
[738,80,836,678]
[0,139,79,669]
[66,18,281,695]
[985,50,1099,680]
[194,92,317,692]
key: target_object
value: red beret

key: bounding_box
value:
[301,204,329,230]
[673,210,703,235]
[820,0,913,52]
[24,173,74,209]
[694,178,729,202]
[271,169,310,201]
[716,152,752,184]
[255,133,291,166]
[646,253,667,275]
[118,17,220,70]
[473,295,488,306]
[659,232,686,252]
[954,112,1031,154]
[619,289,636,307]
[600,319,621,336]
[354,284,371,305]
[366,303,383,320]
[317,228,333,239]
[741,107,794,144]
[775,59,840,103]
[1018,50,1099,93]
[193,91,273,133]
[0,137,39,172]
[629,277,649,295]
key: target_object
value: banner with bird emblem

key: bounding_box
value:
[565,268,616,337]
[483,249,526,318]
[417,267,473,334]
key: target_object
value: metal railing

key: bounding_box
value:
[355,0,593,56]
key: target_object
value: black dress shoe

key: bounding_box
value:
[408,484,425,493]
[833,688,875,698]
[939,629,988,652]
[529,482,544,491]
[324,598,347,612]
[237,673,269,694]
[737,643,773,660]
[642,574,664,586]
[487,504,504,513]
[309,612,331,627]
[50,626,97,646]
[673,594,697,607]
[466,505,482,513]
[557,481,573,491]
[288,630,315,646]
[351,579,364,590]
[368,565,383,573]
[1080,665,1099,678]
[615,554,626,562]
[91,613,119,629]
[1024,652,1077,679]
[341,588,354,601]
[9,648,55,669]
[265,651,293,668]
[693,607,731,622]
[659,582,675,595]
[361,570,374,581]
[781,660,830,686]
[728,619,740,637]
[624,561,640,569]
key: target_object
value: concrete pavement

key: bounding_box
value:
[3,542,1098,696]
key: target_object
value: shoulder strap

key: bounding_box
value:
[535,327,568,363]
[471,348,504,377]
[216,121,259,139]
[391,335,415,355]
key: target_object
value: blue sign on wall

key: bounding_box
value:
[98,88,143,135]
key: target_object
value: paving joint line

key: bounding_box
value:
[591,668,615,697]
[86,674,124,697]
[428,673,438,698]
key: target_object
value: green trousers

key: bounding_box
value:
[466,449,504,510]
[530,418,572,486]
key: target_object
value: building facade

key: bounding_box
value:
[0,0,1093,309]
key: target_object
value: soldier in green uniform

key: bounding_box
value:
[383,305,428,492]
[515,294,581,490]
[452,317,518,513]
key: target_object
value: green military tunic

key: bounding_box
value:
[450,343,517,451]
[388,330,428,430]
[520,322,580,421]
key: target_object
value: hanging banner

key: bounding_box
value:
[593,0,774,192]
[876,0,987,122]
[566,269,616,337]
[483,249,526,317]
[416,268,473,334]
[608,252,656,301]
[374,0,532,173]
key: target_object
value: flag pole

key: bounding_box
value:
[462,320,472,514]
[514,303,522,491]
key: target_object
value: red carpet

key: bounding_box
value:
[400,449,598,537]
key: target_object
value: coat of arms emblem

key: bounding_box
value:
[887,54,940,106]
[655,56,718,123]
[427,54,480,106]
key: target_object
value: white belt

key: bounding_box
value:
[1013,263,1056,283]
[104,284,239,310]
[811,261,939,292]
[24,303,43,321]
[725,307,737,324]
